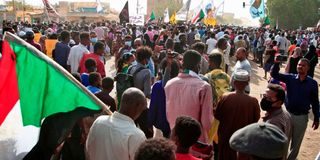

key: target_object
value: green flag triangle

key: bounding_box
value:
[199,9,205,19]
[150,11,156,21]
[264,16,270,25]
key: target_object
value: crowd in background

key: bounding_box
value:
[1,20,320,160]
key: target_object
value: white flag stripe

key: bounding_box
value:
[176,0,191,21]
[0,101,40,160]
[164,8,170,23]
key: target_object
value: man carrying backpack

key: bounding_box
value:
[123,46,153,138]
[128,46,152,99]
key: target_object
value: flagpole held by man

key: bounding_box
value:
[0,32,111,159]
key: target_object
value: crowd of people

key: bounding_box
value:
[1,20,320,160]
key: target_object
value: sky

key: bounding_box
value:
[15,0,259,23]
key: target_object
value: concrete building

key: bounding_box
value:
[0,4,44,23]
[57,1,116,22]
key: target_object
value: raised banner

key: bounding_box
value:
[42,0,60,22]
[176,0,191,21]
[129,15,145,26]
[250,0,265,18]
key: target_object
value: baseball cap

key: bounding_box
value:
[229,123,288,159]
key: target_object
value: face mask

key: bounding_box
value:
[260,97,273,111]
[125,41,132,47]
[90,37,98,43]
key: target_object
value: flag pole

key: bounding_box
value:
[43,1,51,23]
[22,0,25,22]
[222,1,225,15]
[186,0,191,22]
[136,0,139,15]
[12,0,16,21]
[276,16,279,29]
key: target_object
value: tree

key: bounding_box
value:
[266,0,320,29]
[149,0,183,20]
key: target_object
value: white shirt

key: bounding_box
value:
[86,112,146,160]
[231,59,251,92]
[234,34,250,43]
[311,38,318,47]
[216,31,225,39]
[67,43,89,73]
[224,42,231,65]
[206,38,217,54]
[275,35,280,41]
[264,37,272,47]
[277,36,287,50]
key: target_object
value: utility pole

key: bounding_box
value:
[12,0,16,21]
[136,0,139,15]
[23,0,26,22]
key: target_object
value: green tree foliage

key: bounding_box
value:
[266,0,320,29]
[149,0,183,19]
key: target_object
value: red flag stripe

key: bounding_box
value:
[192,11,201,24]
[0,40,20,125]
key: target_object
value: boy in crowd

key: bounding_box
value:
[134,138,176,160]
[95,77,117,112]
[81,58,97,87]
[171,116,203,160]
[86,72,102,94]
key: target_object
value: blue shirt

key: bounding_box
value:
[271,63,319,121]
[198,29,205,38]
[53,42,70,68]
[81,73,89,87]
[147,81,170,137]
[148,58,155,78]
[87,85,101,94]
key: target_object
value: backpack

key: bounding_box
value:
[114,66,145,101]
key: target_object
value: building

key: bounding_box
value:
[0,4,44,23]
[57,1,116,22]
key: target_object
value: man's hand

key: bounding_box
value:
[312,121,319,130]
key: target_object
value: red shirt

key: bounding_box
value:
[288,44,296,56]
[79,53,105,77]
[176,153,201,160]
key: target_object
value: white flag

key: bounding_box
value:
[176,0,191,21]
[164,8,170,23]
[214,1,225,17]
[42,0,60,22]
[96,0,103,13]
